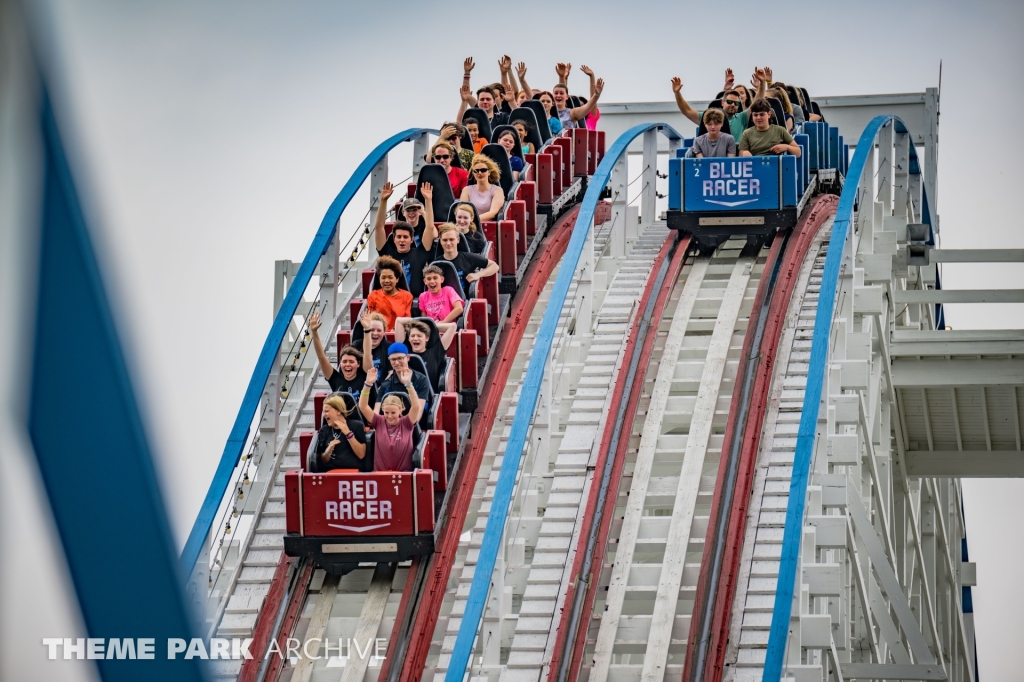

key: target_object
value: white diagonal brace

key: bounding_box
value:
[847,488,937,665]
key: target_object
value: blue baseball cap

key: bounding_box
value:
[387,342,409,357]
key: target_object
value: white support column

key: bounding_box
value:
[609,154,628,258]
[894,128,910,221]
[640,129,658,229]
[877,121,894,216]
[260,360,280,450]
[667,134,681,160]
[320,222,339,326]
[412,131,430,181]
[482,528,506,665]
[368,156,388,263]
[857,144,876,247]
[577,216,594,333]
[923,87,939,233]
[532,348,554,477]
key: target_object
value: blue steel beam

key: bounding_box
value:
[445,123,681,682]
[29,92,206,682]
[180,128,435,576]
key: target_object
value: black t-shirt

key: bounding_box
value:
[414,348,446,391]
[377,369,432,410]
[465,229,487,254]
[327,368,376,407]
[488,111,510,127]
[380,242,431,297]
[443,251,490,293]
[315,420,369,472]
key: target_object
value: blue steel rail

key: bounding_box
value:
[179,128,435,576]
[762,116,932,681]
[444,123,682,682]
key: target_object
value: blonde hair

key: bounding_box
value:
[366,311,386,328]
[381,394,405,411]
[768,88,793,115]
[437,223,460,239]
[470,154,501,185]
[324,394,352,417]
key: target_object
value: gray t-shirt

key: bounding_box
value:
[691,132,737,158]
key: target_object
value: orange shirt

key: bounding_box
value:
[472,137,486,154]
[366,288,412,330]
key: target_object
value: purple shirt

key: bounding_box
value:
[371,414,415,472]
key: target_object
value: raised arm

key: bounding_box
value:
[456,85,476,123]
[373,181,395,250]
[420,182,437,249]
[399,368,424,423]
[555,62,571,88]
[570,77,604,122]
[457,58,477,120]
[722,67,735,92]
[308,312,335,380]
[580,64,597,99]
[671,77,701,125]
[359,316,374,372]
[516,62,533,100]
[750,67,767,102]
[498,55,517,101]
[358,367,378,422]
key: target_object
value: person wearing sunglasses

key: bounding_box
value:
[431,140,468,197]
[439,121,475,172]
[671,68,767,142]
[460,155,505,222]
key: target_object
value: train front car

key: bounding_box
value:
[668,121,844,252]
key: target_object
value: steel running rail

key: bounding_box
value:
[762,115,931,682]
[179,128,436,576]
[444,122,682,682]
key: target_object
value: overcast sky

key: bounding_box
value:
[20,0,1024,678]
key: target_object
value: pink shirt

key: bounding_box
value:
[418,286,463,322]
[371,414,414,472]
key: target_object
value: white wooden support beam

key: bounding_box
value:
[320,222,339,324]
[412,131,430,180]
[640,129,657,229]
[609,155,628,258]
[292,574,341,682]
[877,121,895,214]
[894,127,910,220]
[642,258,752,682]
[589,259,708,682]
[928,248,1024,263]
[857,143,876,244]
[847,488,939,667]
[905,450,1024,477]
[891,359,1024,387]
[367,156,388,263]
[340,562,395,682]
[533,344,556,478]
[893,288,1024,304]
[924,87,940,233]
